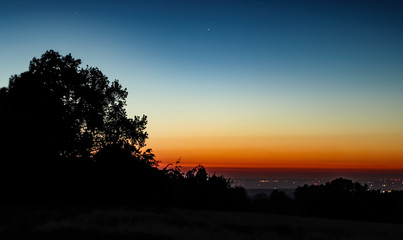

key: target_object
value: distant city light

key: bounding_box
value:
[231,176,403,190]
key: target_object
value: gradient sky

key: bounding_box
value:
[1,0,403,171]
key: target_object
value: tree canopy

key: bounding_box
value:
[0,50,243,207]
[0,50,152,164]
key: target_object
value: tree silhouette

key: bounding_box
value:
[294,178,371,219]
[186,164,208,184]
[0,50,247,208]
[0,50,154,204]
[0,50,151,163]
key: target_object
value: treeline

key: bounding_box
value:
[251,178,403,223]
[1,144,249,209]
[0,50,247,209]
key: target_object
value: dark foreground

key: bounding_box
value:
[1,206,403,240]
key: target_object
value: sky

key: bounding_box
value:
[1,0,403,173]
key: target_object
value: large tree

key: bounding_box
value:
[0,50,153,165]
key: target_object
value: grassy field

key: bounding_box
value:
[1,206,403,240]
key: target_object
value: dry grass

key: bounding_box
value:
[1,207,403,240]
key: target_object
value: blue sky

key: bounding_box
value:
[1,0,403,168]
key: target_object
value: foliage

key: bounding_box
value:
[291,178,403,222]
[0,50,150,162]
[0,51,244,208]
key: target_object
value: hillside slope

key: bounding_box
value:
[1,207,403,240]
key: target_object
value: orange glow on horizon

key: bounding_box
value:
[149,134,403,171]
